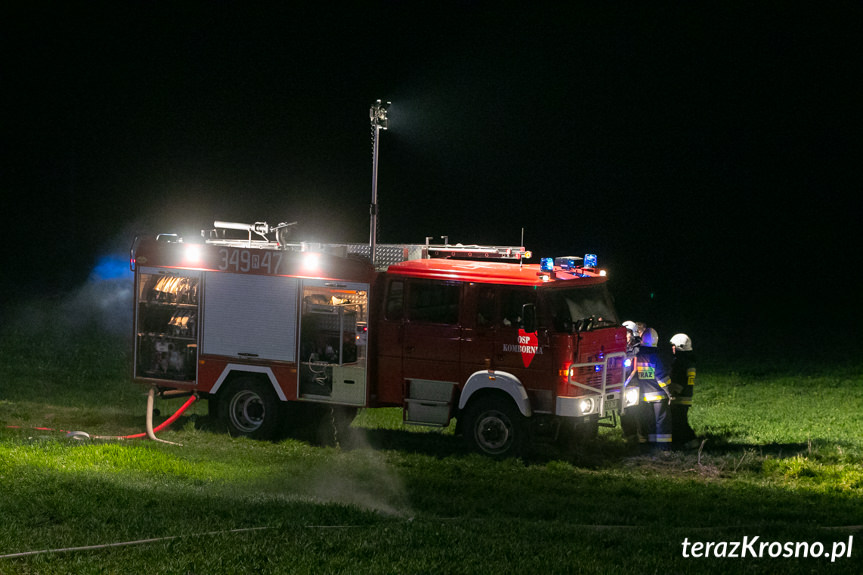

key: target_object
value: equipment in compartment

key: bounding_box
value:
[137,336,197,380]
[298,290,364,397]
[149,275,198,304]
[168,309,197,338]
[135,272,200,382]
[300,296,361,366]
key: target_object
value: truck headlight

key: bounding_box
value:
[625,387,640,407]
[579,398,595,415]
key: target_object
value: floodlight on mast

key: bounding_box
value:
[369,99,389,265]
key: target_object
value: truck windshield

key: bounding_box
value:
[548,284,619,332]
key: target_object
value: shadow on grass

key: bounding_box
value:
[695,425,860,457]
[702,438,808,457]
[168,411,856,475]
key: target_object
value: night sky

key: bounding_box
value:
[3,2,861,360]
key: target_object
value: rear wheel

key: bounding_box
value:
[463,395,526,458]
[218,377,282,440]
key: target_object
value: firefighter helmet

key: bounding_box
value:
[641,327,659,347]
[670,333,692,351]
[622,320,638,336]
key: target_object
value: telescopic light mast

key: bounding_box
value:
[369,99,389,266]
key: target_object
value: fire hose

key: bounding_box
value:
[117,387,198,445]
[5,387,197,446]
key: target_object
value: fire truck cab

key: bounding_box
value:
[131,221,636,457]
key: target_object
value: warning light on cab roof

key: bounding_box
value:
[540,254,607,279]
[543,254,599,271]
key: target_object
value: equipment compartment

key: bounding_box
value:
[298,281,369,403]
[134,268,201,382]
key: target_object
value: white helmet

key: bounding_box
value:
[622,320,638,336]
[670,333,693,351]
[640,327,659,347]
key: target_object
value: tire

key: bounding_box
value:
[218,377,282,440]
[463,395,527,458]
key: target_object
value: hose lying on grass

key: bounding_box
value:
[4,387,197,445]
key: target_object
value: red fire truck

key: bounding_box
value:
[131,221,637,457]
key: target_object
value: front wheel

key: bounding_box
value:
[218,377,282,440]
[462,396,527,458]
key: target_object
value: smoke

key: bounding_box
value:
[243,440,414,519]
[44,248,134,338]
[61,270,134,337]
[59,223,142,338]
[304,449,412,518]
[3,245,134,341]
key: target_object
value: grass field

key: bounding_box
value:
[1,306,862,574]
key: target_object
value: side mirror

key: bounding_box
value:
[521,303,537,333]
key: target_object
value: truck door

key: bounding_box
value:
[401,278,461,425]
[493,287,555,412]
[376,279,407,405]
[460,283,496,383]
[401,279,461,385]
[375,278,461,422]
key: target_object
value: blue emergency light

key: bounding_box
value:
[584,253,597,268]
[554,256,581,270]
[540,257,554,272]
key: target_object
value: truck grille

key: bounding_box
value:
[571,355,624,394]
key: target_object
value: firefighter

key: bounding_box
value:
[634,327,673,451]
[669,333,698,449]
[622,320,641,354]
[620,321,642,442]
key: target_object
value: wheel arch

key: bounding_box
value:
[210,364,287,401]
[458,370,532,417]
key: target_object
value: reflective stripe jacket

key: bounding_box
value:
[634,347,671,403]
[669,351,697,406]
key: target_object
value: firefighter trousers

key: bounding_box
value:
[641,398,672,446]
[620,405,645,443]
[670,404,696,445]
